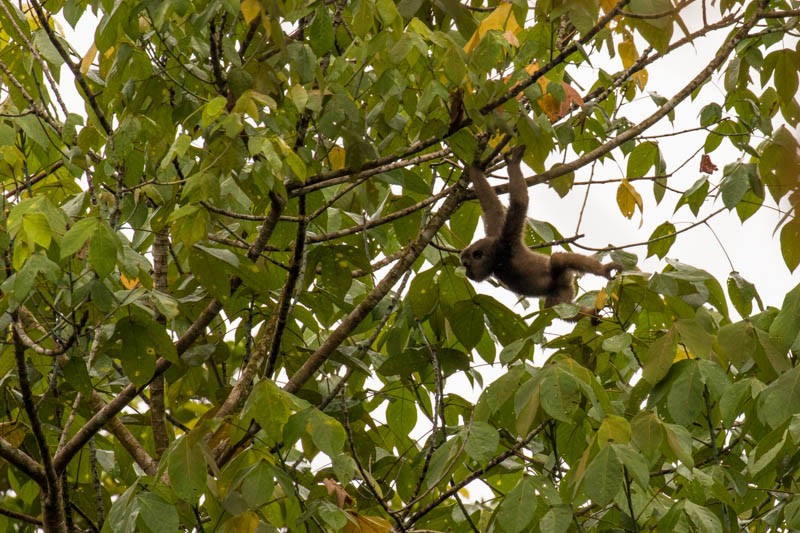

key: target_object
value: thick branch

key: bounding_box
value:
[88,393,158,476]
[0,57,62,134]
[14,331,66,532]
[265,196,307,378]
[0,434,45,485]
[12,318,80,357]
[150,229,170,457]
[0,506,43,526]
[283,175,470,393]
[5,161,64,198]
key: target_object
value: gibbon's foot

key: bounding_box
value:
[603,262,623,280]
[504,145,526,166]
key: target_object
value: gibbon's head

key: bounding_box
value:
[460,238,496,281]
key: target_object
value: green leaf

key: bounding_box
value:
[642,328,676,385]
[447,129,478,163]
[61,217,98,258]
[308,7,334,56]
[685,500,722,533]
[243,380,291,444]
[202,96,228,127]
[409,268,438,318]
[646,222,676,259]
[717,320,756,370]
[675,319,712,359]
[612,444,650,489]
[540,368,580,422]
[88,221,119,279]
[465,421,499,464]
[626,141,658,178]
[666,360,703,426]
[386,387,417,437]
[424,437,460,488]
[719,379,751,427]
[663,423,693,466]
[699,103,722,126]
[108,317,157,388]
[598,414,631,445]
[780,217,800,272]
[602,332,632,353]
[720,163,751,209]
[284,149,307,181]
[189,247,231,301]
[774,49,800,104]
[105,483,139,533]
[675,175,708,216]
[540,504,572,533]
[448,300,484,349]
[497,478,537,533]
[22,212,52,248]
[514,374,541,436]
[759,365,800,428]
[137,492,179,533]
[239,461,275,509]
[727,272,760,317]
[583,445,622,506]
[769,283,800,353]
[168,436,207,504]
[309,410,345,457]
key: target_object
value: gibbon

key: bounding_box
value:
[460,146,621,320]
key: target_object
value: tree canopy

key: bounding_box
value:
[0,0,799,531]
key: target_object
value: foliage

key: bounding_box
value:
[0,0,797,531]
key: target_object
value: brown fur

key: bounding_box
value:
[460,146,621,321]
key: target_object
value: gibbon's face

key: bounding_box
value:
[460,238,495,281]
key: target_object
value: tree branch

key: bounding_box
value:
[29,0,112,135]
[284,173,470,393]
[13,330,66,531]
[265,196,307,378]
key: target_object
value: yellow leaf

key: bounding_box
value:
[599,0,617,14]
[616,179,643,220]
[240,0,262,24]
[343,513,392,533]
[233,91,260,121]
[633,69,648,89]
[595,287,608,309]
[674,345,692,361]
[464,3,522,53]
[81,43,97,74]
[328,146,346,170]
[618,39,637,69]
[221,511,259,533]
[120,274,140,289]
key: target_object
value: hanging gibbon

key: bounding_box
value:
[460,146,621,320]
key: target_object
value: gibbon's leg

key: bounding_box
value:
[550,252,610,278]
[543,282,575,308]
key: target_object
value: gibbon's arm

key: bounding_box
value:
[499,147,529,246]
[469,165,505,237]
